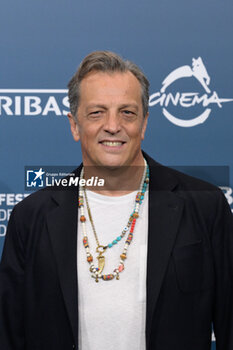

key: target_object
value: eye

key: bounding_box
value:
[88,110,103,118]
[90,111,101,115]
[121,110,137,120]
[122,110,135,115]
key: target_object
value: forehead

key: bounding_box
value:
[79,71,142,105]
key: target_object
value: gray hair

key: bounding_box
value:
[67,51,149,119]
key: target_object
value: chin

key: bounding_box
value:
[96,156,126,169]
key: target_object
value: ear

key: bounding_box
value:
[67,113,80,142]
[141,112,149,140]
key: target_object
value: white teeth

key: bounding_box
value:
[102,141,123,146]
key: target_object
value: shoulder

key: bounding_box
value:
[15,187,57,217]
[9,189,59,246]
[144,151,219,192]
[8,185,76,251]
[144,152,227,217]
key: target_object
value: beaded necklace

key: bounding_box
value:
[78,160,149,282]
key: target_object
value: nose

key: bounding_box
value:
[103,111,121,135]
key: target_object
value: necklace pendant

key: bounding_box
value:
[97,253,105,273]
[95,276,99,283]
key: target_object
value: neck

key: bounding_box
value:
[83,159,146,197]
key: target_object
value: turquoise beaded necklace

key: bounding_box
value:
[78,159,149,282]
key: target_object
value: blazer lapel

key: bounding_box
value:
[144,156,184,347]
[47,186,79,347]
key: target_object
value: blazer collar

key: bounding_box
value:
[143,152,184,347]
[46,165,82,347]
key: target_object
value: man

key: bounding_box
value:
[0,51,232,350]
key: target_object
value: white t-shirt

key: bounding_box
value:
[77,189,148,350]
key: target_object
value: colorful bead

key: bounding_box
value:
[83,237,89,248]
[78,197,84,207]
[80,215,86,222]
[102,274,114,280]
[108,243,113,248]
[126,233,133,244]
[87,255,93,262]
[118,263,124,272]
[136,192,141,201]
[133,212,139,218]
[120,253,127,260]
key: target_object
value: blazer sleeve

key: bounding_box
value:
[0,206,25,349]
[212,191,233,350]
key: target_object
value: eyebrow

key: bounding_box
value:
[86,103,139,111]
[86,104,108,111]
[119,104,139,111]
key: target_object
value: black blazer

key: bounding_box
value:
[0,153,233,350]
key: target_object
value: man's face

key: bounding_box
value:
[68,71,148,167]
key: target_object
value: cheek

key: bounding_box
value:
[80,128,98,146]
[127,124,144,139]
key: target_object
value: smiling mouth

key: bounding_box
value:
[100,141,125,146]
